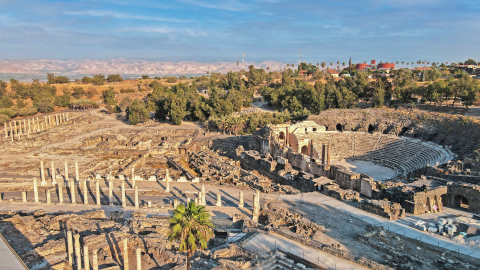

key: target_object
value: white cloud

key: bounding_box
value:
[65,10,195,23]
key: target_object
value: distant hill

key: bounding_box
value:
[0,59,287,75]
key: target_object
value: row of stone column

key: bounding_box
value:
[66,232,141,270]
[3,113,68,141]
[39,159,79,186]
[31,177,140,207]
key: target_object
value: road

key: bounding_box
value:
[281,192,480,259]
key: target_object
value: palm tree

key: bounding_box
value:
[321,62,326,69]
[330,62,333,68]
[337,61,340,66]
[169,201,214,270]
[342,62,345,67]
[402,61,404,68]
[266,66,270,72]
[364,61,367,64]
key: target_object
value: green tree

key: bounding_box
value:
[126,100,150,125]
[35,97,55,113]
[0,96,14,108]
[72,86,85,99]
[47,73,55,84]
[321,62,326,69]
[92,74,105,86]
[107,74,124,83]
[54,89,71,107]
[464,59,476,65]
[102,87,118,105]
[168,201,214,270]
[142,75,150,79]
[16,98,26,109]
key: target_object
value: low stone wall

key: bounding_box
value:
[211,136,250,151]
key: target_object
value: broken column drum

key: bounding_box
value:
[33,178,39,203]
[238,192,244,207]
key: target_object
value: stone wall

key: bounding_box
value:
[443,183,480,214]
[358,199,405,220]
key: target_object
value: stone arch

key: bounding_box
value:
[455,195,469,209]
[301,145,309,155]
[336,124,343,132]
[398,127,409,136]
[368,124,375,134]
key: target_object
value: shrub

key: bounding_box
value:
[166,77,177,83]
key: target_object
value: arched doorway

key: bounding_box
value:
[455,195,469,209]
[368,125,375,134]
[301,145,309,155]
[256,139,262,152]
[336,124,343,132]
[279,131,285,140]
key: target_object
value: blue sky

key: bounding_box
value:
[0,0,479,63]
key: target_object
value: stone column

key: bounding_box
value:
[58,183,64,205]
[27,118,30,133]
[13,121,17,138]
[136,248,141,270]
[71,181,76,204]
[22,191,27,203]
[51,161,56,184]
[108,176,113,206]
[123,239,129,270]
[65,161,69,182]
[10,122,13,142]
[66,112,69,122]
[55,114,59,126]
[327,144,331,165]
[46,189,51,204]
[74,234,82,270]
[238,192,244,207]
[40,160,46,186]
[216,194,222,207]
[36,117,40,132]
[200,184,206,205]
[131,167,135,187]
[23,119,26,133]
[67,231,74,266]
[197,191,201,204]
[121,181,126,207]
[75,161,79,182]
[33,178,39,203]
[83,180,88,205]
[252,190,260,222]
[96,180,100,205]
[134,186,139,209]
[4,123,7,138]
[165,169,170,193]
[84,245,90,270]
[92,250,98,270]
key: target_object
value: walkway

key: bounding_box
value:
[243,232,368,270]
[280,192,480,259]
[0,233,28,270]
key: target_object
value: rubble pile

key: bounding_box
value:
[258,207,325,237]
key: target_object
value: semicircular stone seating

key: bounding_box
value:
[309,132,453,176]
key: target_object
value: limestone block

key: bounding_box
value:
[148,176,157,181]
[177,176,187,182]
[192,177,200,183]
